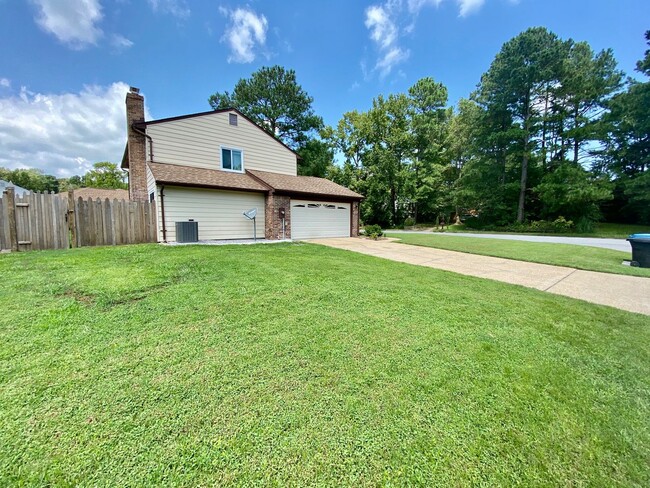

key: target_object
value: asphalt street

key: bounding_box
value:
[390,231,631,252]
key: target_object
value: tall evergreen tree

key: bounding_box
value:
[208,66,323,150]
[598,31,650,223]
[476,27,564,222]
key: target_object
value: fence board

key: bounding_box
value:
[57,196,67,249]
[38,192,46,250]
[0,196,5,250]
[29,193,38,250]
[95,199,104,246]
[0,191,156,251]
[34,192,42,250]
[16,193,30,250]
[43,193,52,249]
[128,202,135,244]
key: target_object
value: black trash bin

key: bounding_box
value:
[627,233,650,268]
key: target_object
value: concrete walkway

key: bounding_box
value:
[307,237,650,316]
[388,230,630,252]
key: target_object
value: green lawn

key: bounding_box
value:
[1,244,649,486]
[591,222,650,238]
[387,232,650,278]
[409,222,650,239]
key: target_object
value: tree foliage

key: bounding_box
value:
[326,78,453,227]
[82,162,127,189]
[208,66,323,150]
[296,138,335,177]
[597,31,650,223]
[0,167,59,193]
[1,162,126,194]
[325,28,642,228]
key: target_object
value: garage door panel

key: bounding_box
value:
[291,200,350,239]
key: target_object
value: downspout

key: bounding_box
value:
[159,185,167,243]
[132,124,154,161]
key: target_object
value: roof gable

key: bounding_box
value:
[138,108,300,158]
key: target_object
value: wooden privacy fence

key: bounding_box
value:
[0,188,157,252]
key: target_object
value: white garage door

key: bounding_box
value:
[161,186,265,241]
[291,200,350,239]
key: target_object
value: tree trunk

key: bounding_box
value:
[573,104,580,164]
[517,90,531,223]
[414,158,420,223]
[390,187,397,226]
[517,151,529,223]
[541,86,549,171]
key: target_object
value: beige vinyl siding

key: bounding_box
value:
[159,186,265,241]
[146,164,156,198]
[146,111,297,175]
[291,200,351,239]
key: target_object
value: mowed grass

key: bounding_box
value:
[1,243,649,486]
[427,222,650,239]
[388,232,650,278]
[591,223,650,239]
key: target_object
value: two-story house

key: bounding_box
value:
[121,87,362,242]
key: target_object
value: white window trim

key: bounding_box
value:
[220,146,245,173]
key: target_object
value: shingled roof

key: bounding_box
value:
[145,163,363,200]
[247,169,363,200]
[148,162,269,193]
[71,188,129,201]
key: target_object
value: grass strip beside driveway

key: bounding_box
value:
[409,222,650,239]
[388,232,650,278]
[1,243,649,486]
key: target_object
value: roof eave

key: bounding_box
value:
[121,143,129,169]
[154,180,269,194]
[274,189,363,201]
[140,107,300,158]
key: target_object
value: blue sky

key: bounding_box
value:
[0,0,648,177]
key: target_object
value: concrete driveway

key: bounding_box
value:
[307,237,650,316]
[388,230,631,252]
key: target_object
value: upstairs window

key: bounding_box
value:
[229,113,238,126]
[221,147,243,172]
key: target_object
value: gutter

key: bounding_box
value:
[132,123,154,162]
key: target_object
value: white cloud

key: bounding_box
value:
[220,7,268,64]
[364,0,496,77]
[0,82,146,177]
[376,47,410,77]
[110,34,134,50]
[407,0,443,14]
[457,0,485,16]
[364,3,410,77]
[365,5,397,50]
[147,0,190,19]
[31,0,103,49]
[0,78,10,89]
[407,0,487,17]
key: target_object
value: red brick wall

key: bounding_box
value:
[264,194,290,240]
[125,91,148,202]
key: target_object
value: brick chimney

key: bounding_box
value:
[125,87,148,201]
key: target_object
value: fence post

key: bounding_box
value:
[67,189,77,248]
[5,187,18,252]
